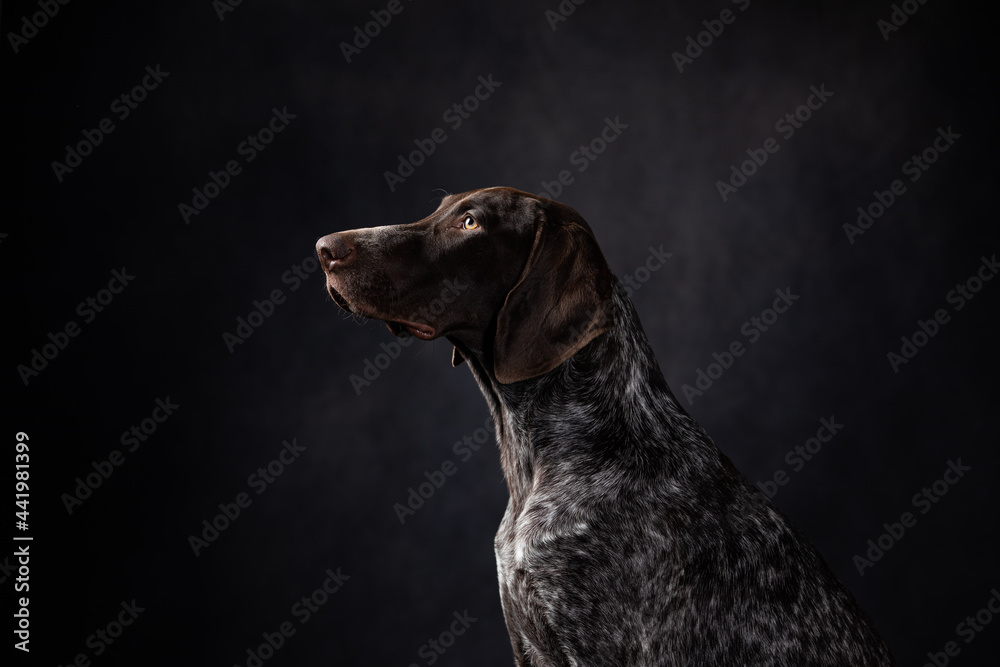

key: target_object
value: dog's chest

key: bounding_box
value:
[493,493,594,627]
[494,500,558,654]
[494,499,528,587]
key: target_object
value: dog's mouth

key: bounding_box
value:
[328,284,438,340]
[386,320,437,340]
[326,284,354,313]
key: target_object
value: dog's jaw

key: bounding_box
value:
[327,281,439,341]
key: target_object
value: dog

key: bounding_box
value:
[316,187,897,666]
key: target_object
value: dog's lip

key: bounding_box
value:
[326,284,437,340]
[389,319,436,340]
[326,284,353,312]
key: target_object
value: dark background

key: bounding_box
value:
[5,0,998,665]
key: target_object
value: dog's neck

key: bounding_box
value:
[453,281,717,511]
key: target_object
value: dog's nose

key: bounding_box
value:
[316,233,353,271]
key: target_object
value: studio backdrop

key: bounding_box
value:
[5,0,998,665]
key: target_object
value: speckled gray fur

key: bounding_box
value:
[457,281,896,667]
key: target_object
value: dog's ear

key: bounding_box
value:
[451,345,465,367]
[493,200,615,384]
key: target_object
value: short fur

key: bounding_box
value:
[316,187,897,666]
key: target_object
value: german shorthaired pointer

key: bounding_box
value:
[316,187,896,666]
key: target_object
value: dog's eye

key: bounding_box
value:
[462,215,479,230]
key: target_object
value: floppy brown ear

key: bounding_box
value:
[493,201,615,384]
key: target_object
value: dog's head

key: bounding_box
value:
[316,187,614,383]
